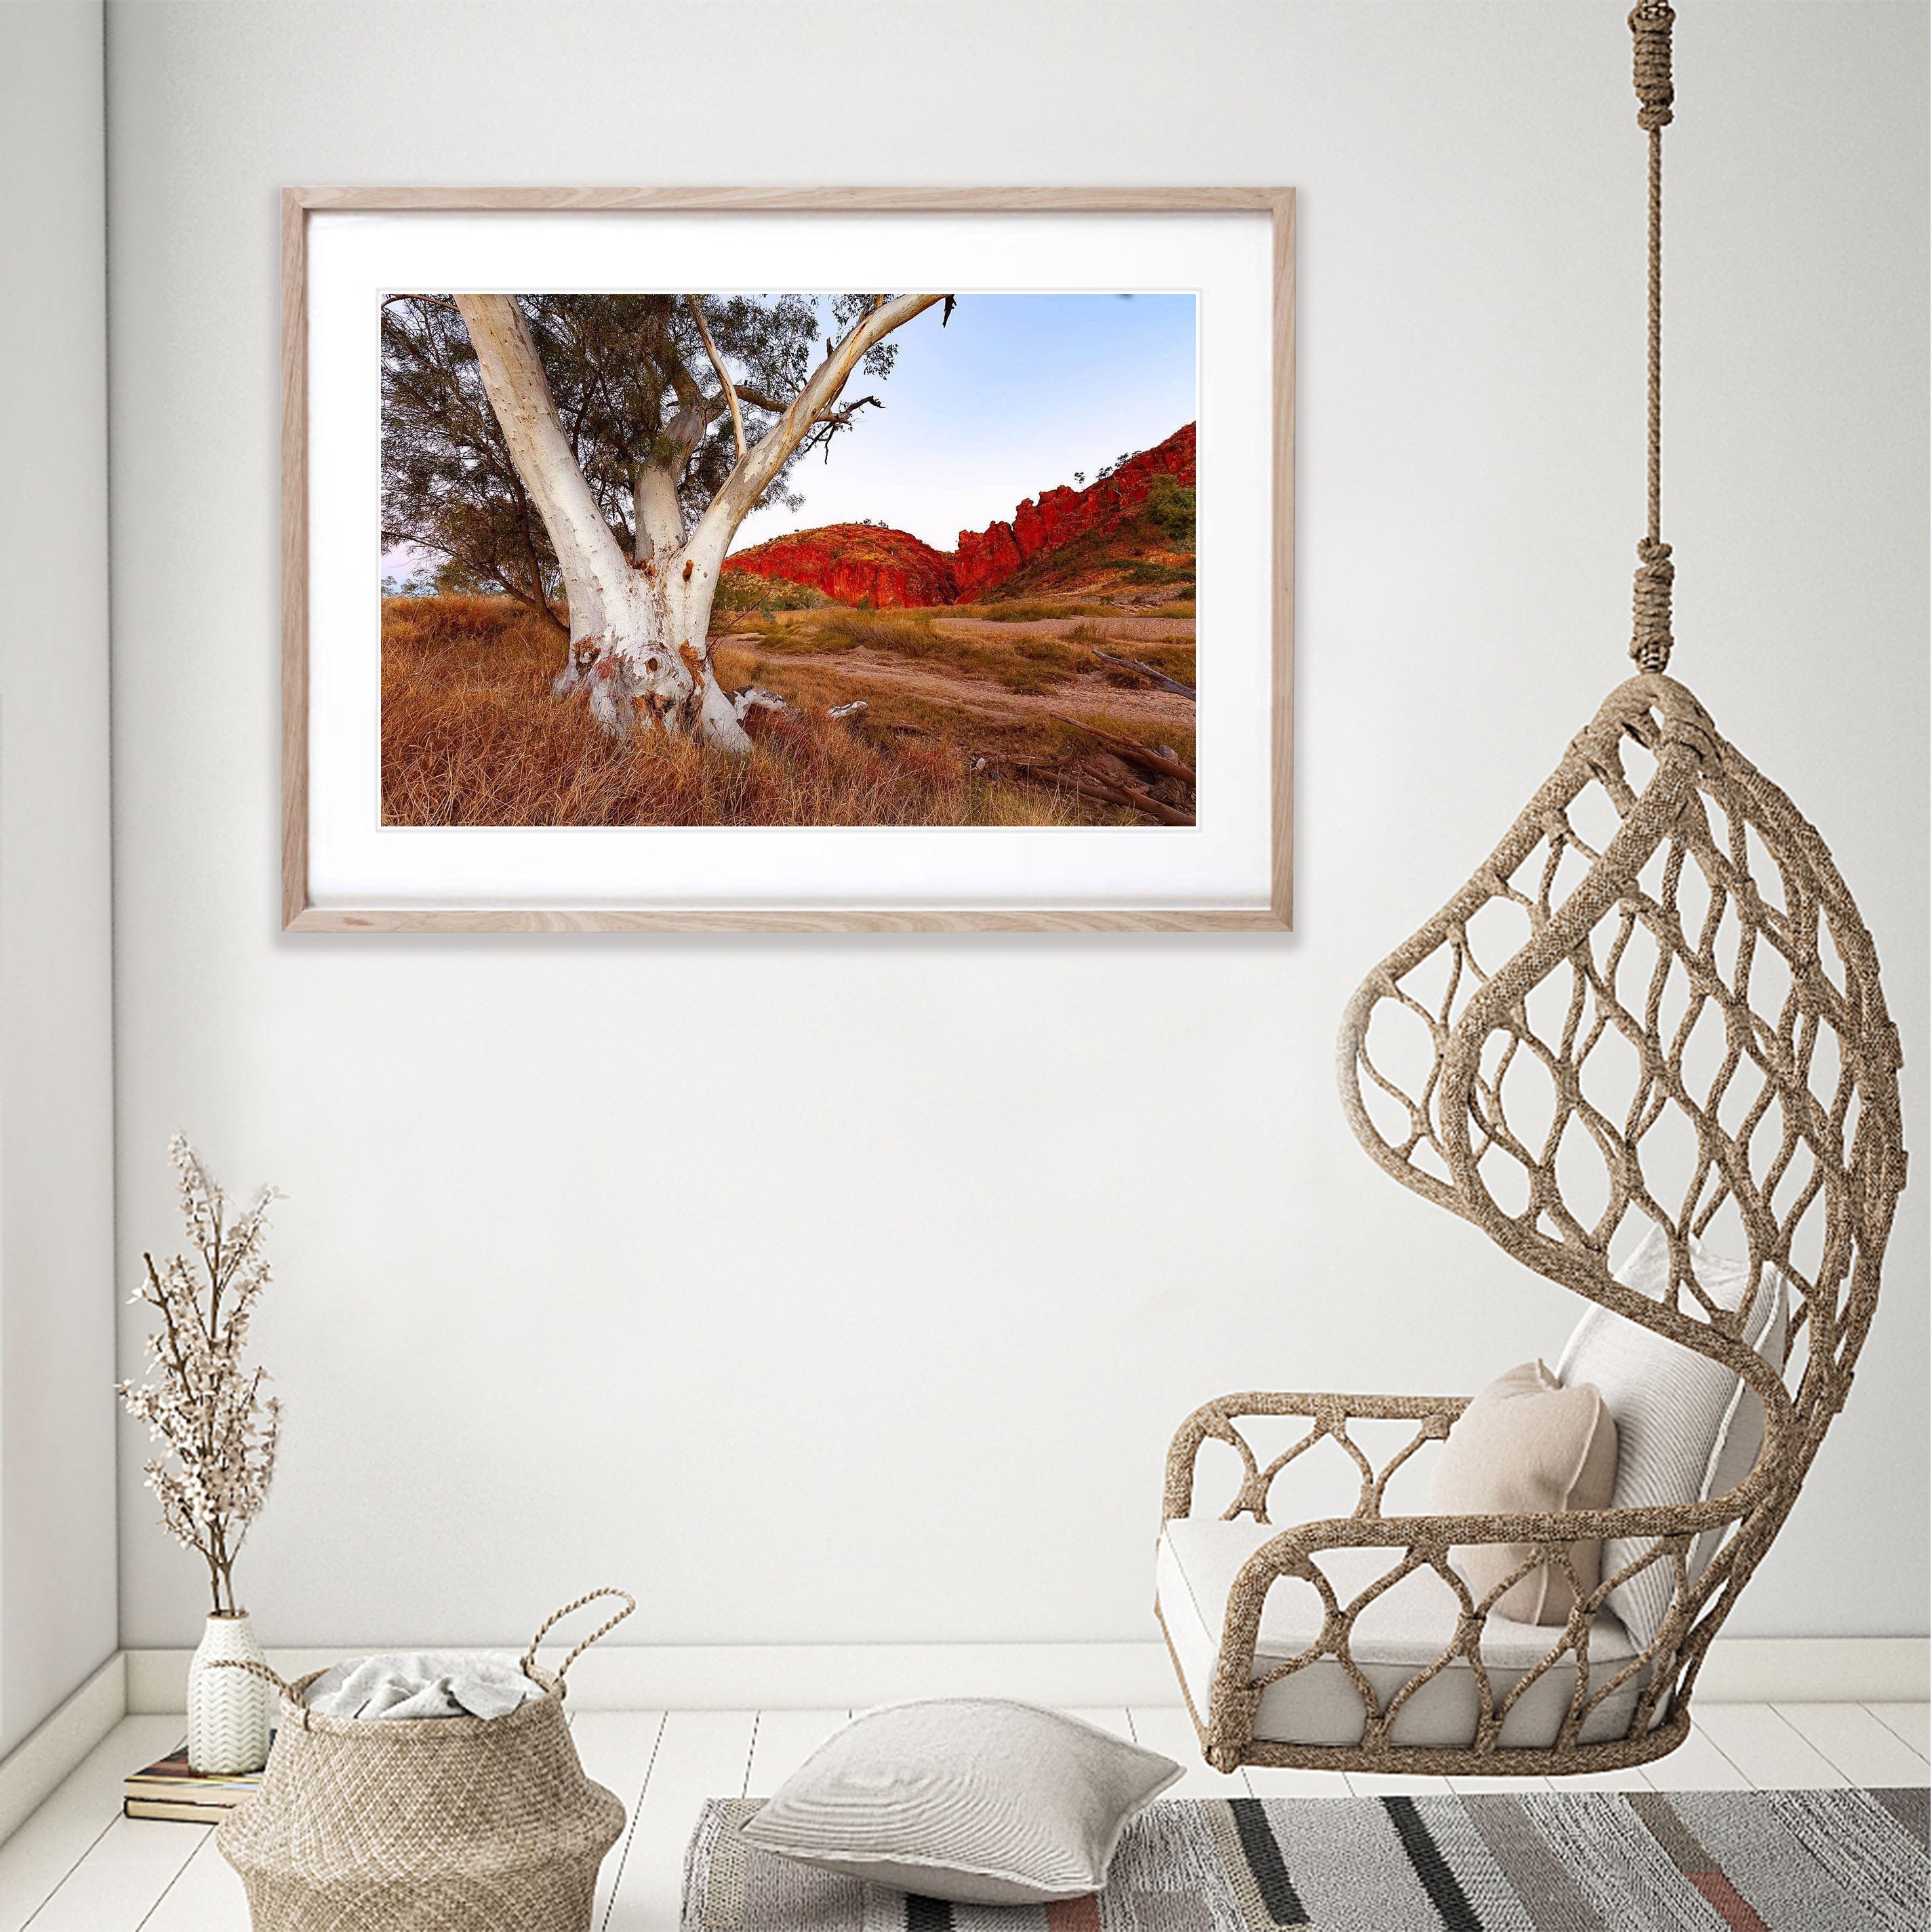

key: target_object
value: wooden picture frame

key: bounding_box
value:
[283,187,1293,931]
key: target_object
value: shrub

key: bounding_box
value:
[1013,638,1079,667]
[714,569,833,617]
[1146,472,1196,543]
[810,609,939,654]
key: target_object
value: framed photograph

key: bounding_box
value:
[282,188,1293,931]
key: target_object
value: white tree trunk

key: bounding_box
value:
[454,291,945,756]
[454,296,749,752]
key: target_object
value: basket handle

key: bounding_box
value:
[205,1657,298,1699]
[521,1588,635,1692]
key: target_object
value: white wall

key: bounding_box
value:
[107,1,1927,1654]
[0,2,119,1750]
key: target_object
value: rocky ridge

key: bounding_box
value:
[726,422,1195,608]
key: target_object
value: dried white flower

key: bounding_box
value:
[118,1135,283,1616]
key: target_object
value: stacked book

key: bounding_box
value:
[123,1744,267,1824]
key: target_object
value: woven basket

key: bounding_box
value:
[214,1590,632,1932]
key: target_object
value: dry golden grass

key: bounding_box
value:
[1064,621,1197,689]
[381,596,1123,826]
[965,599,1125,622]
[764,607,1196,699]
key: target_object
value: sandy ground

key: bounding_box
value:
[736,608,1198,737]
[761,647,1197,733]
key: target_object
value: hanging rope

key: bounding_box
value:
[1629,1,1676,672]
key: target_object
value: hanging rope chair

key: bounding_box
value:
[1156,3,1906,1777]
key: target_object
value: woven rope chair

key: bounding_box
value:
[1158,673,1906,1776]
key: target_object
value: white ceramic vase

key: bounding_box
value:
[186,1611,273,1775]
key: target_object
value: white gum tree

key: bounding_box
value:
[449,293,945,753]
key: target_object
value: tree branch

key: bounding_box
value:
[686,295,745,461]
[732,383,792,414]
[798,393,883,463]
[453,294,637,617]
[692,294,944,555]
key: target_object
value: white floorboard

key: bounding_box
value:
[1559,1764,1658,1791]
[1343,1769,1457,1796]
[1868,1702,1932,1763]
[0,1699,1918,1928]
[16,1815,203,1932]
[1241,1763,1354,1797]
[1126,1704,1251,1798]
[133,1831,247,1931]
[1628,1721,1751,1790]
[0,1717,182,1932]
[568,1711,667,1931]
[602,1710,755,1932]
[1775,1702,1932,1788]
[1693,1702,1847,1788]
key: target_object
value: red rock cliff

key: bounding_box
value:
[727,524,959,609]
[726,421,1194,608]
[951,423,1195,602]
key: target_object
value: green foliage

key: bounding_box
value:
[715,569,832,616]
[381,293,908,624]
[1146,472,1196,543]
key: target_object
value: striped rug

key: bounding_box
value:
[681,1788,1928,1931]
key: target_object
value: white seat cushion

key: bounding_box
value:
[1156,1516,1647,1751]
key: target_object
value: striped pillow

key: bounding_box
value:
[1557,1225,1789,1649]
[738,1700,1182,1905]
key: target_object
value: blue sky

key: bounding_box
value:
[731,292,1198,552]
[383,293,1195,580]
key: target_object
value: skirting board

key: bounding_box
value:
[0,1637,1921,1846]
[122,1635,1928,1716]
[0,1653,125,1847]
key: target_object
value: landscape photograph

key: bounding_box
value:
[380,290,1199,828]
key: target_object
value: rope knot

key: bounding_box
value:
[1630,538,1674,672]
[1630,1,1675,131]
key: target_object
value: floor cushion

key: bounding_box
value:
[737,1699,1181,1904]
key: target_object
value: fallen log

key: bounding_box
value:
[1049,713,1196,786]
[1058,766,1194,826]
[973,750,1193,826]
[1089,647,1196,699]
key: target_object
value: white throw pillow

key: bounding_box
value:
[737,1699,1181,1905]
[1556,1224,1788,1649]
